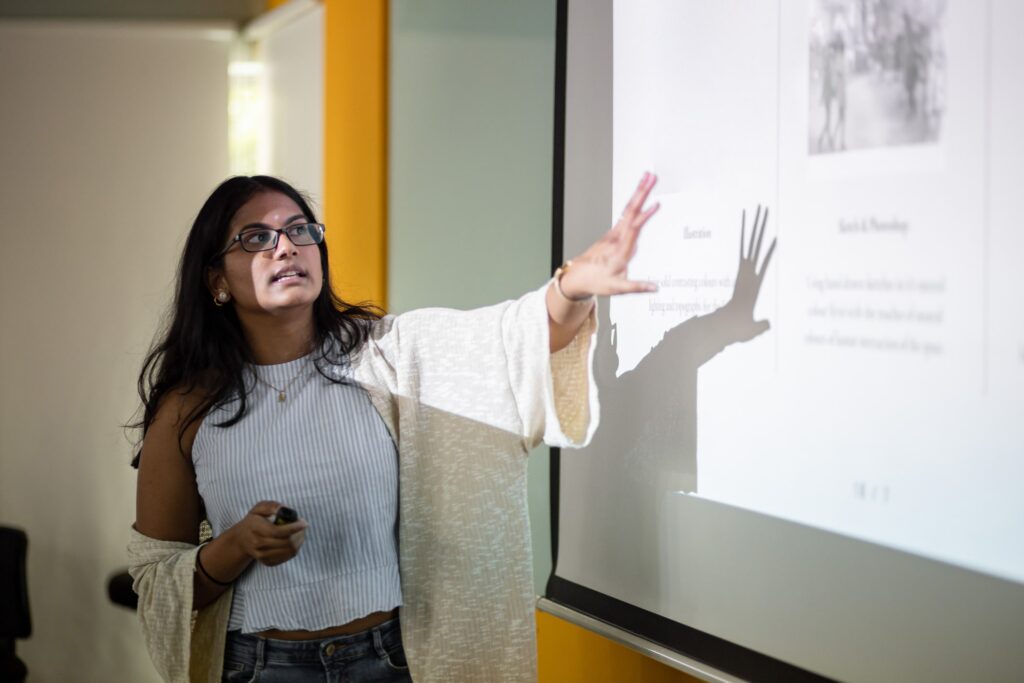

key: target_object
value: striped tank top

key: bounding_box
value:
[192,354,401,633]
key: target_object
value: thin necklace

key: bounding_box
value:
[254,363,311,403]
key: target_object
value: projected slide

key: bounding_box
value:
[558,0,1024,622]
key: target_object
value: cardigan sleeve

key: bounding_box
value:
[127,527,232,683]
[500,280,599,449]
[358,281,599,453]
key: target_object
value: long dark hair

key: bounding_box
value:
[131,175,380,467]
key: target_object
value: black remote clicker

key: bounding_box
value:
[273,506,298,525]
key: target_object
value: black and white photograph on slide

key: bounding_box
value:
[809,0,947,155]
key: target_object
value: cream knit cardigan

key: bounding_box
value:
[128,284,599,682]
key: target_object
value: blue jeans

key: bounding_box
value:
[222,617,412,683]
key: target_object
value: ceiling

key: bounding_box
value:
[0,0,265,23]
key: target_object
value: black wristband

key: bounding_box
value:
[196,545,233,587]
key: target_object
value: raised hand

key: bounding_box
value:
[558,172,661,300]
[721,205,777,342]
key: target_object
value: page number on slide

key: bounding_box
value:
[853,481,890,504]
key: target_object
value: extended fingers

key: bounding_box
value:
[621,172,658,223]
[611,278,658,295]
[638,201,660,226]
[620,200,660,251]
[757,237,777,280]
[740,208,746,260]
[745,205,761,259]
[739,205,770,263]
[752,206,768,265]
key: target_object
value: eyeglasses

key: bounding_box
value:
[213,223,325,261]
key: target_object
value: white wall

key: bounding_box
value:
[260,0,324,205]
[389,0,557,593]
[0,20,231,681]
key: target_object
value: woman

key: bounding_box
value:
[129,172,659,682]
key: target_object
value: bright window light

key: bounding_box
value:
[228,56,269,175]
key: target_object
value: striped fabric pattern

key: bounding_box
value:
[192,357,402,633]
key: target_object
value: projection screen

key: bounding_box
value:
[544,1,1024,680]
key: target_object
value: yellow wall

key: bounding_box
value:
[322,0,388,309]
[537,611,700,682]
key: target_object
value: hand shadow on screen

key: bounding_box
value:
[583,207,775,597]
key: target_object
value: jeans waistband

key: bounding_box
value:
[226,616,402,666]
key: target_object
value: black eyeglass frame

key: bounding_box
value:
[212,222,326,262]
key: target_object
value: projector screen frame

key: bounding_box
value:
[544,0,1024,680]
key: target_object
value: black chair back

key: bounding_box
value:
[107,570,139,610]
[0,526,30,683]
[0,527,30,639]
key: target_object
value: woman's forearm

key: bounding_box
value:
[546,281,595,353]
[193,526,251,609]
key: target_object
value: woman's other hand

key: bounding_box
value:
[232,501,308,566]
[191,501,306,608]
